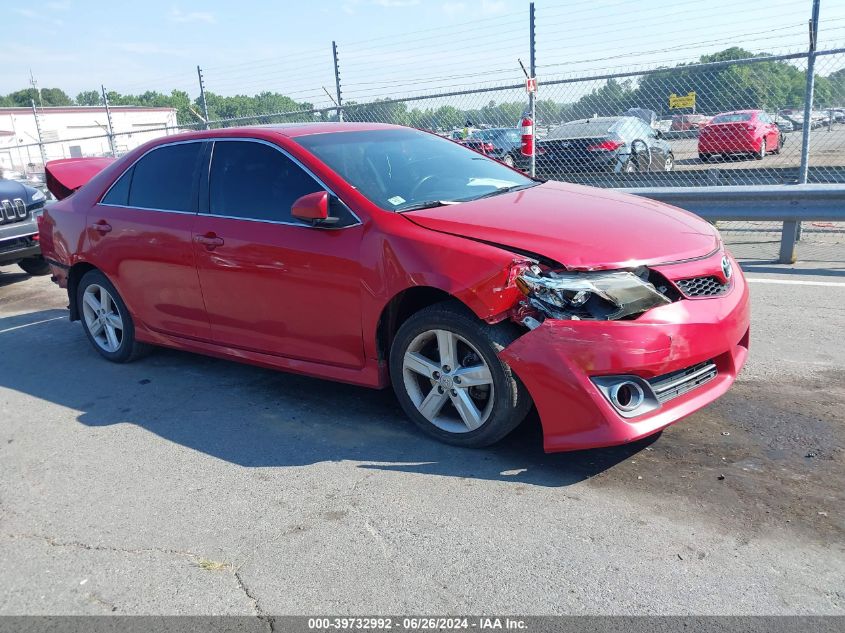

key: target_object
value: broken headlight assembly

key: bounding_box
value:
[515,265,676,322]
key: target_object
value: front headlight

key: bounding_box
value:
[516,266,672,321]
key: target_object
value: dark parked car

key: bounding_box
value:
[622,108,658,128]
[467,127,528,169]
[0,177,50,275]
[537,116,674,175]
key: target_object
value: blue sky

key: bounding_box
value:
[4,0,845,105]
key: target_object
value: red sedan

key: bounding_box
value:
[39,123,749,452]
[698,110,782,161]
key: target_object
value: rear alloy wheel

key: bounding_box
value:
[503,154,516,168]
[18,256,51,276]
[664,153,675,171]
[389,302,532,447]
[77,270,149,363]
[755,139,766,160]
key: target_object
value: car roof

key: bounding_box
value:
[714,110,761,115]
[561,116,627,125]
[162,122,409,143]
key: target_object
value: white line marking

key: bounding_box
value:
[745,278,845,287]
[0,316,67,334]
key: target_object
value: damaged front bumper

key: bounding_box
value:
[499,260,750,452]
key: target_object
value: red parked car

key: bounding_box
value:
[698,110,782,161]
[670,114,711,131]
[39,123,749,452]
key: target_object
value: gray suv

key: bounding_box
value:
[0,177,50,275]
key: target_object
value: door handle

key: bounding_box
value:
[195,233,224,250]
[90,221,112,234]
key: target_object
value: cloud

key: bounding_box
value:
[13,8,38,18]
[46,1,71,9]
[441,2,466,17]
[167,7,216,24]
[118,42,186,56]
[374,0,420,6]
[480,0,507,14]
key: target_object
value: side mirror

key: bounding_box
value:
[291,191,337,226]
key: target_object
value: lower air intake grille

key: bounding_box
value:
[648,360,717,404]
[675,276,730,298]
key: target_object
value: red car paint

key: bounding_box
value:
[698,110,780,157]
[39,123,749,452]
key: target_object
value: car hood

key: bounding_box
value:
[402,181,720,270]
[0,178,29,201]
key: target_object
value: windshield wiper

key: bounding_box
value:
[396,200,461,212]
[466,182,540,201]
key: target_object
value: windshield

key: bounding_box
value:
[295,128,534,211]
[711,113,753,123]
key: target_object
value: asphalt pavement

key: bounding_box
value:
[1,266,843,616]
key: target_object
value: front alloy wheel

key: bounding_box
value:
[402,329,495,433]
[389,302,532,447]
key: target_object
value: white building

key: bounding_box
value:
[0,105,180,176]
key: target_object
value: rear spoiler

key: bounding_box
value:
[45,157,116,200]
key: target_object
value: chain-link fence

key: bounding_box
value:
[2,2,844,262]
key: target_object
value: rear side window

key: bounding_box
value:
[208,140,323,223]
[101,167,133,206]
[128,142,202,212]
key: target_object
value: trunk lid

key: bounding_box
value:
[537,137,611,167]
[45,157,116,200]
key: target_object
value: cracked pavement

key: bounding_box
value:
[1,268,843,615]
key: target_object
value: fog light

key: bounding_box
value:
[591,375,660,418]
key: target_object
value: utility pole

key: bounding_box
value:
[332,41,344,122]
[782,0,821,263]
[197,65,211,129]
[529,2,536,178]
[101,85,117,157]
[798,0,820,186]
[30,99,47,167]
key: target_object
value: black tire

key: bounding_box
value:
[77,269,150,363]
[18,256,51,276]
[503,154,516,168]
[755,139,766,160]
[698,153,711,163]
[389,301,532,448]
[664,152,675,172]
[773,135,784,154]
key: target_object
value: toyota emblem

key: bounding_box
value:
[721,255,733,280]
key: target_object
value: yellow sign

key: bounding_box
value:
[669,92,696,109]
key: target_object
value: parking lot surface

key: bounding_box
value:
[1,268,843,615]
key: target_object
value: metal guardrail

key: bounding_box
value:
[624,184,845,264]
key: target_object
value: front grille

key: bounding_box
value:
[0,198,28,225]
[648,360,718,404]
[675,275,730,298]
